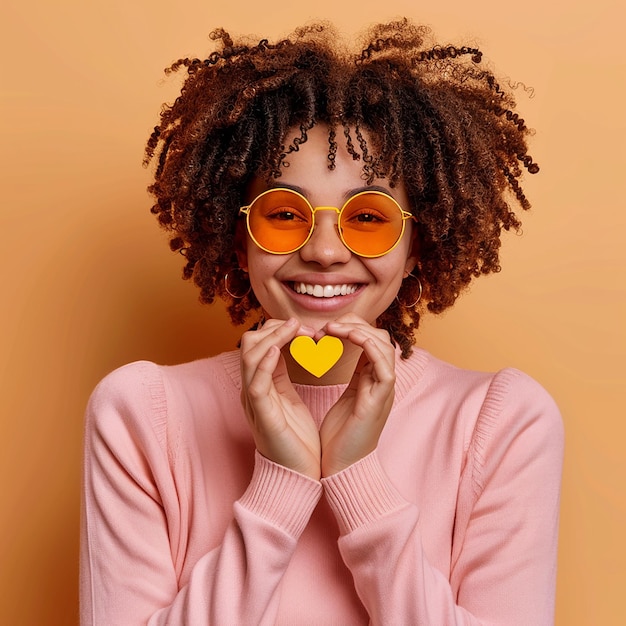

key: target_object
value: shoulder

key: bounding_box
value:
[394,348,498,407]
[480,367,563,439]
[85,351,242,447]
[469,367,564,494]
[88,351,241,408]
[395,349,563,459]
[398,348,562,423]
[87,360,163,412]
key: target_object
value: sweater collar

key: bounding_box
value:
[219,344,429,426]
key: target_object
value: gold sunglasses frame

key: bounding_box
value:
[239,187,416,258]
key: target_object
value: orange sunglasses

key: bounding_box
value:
[239,187,416,258]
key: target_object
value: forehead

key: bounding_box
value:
[249,124,409,208]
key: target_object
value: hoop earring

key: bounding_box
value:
[224,268,251,299]
[396,272,423,308]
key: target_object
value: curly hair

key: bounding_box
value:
[144,19,539,358]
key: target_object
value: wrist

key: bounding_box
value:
[256,446,321,481]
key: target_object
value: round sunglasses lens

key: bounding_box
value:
[248,190,312,253]
[340,193,404,256]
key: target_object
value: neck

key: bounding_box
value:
[282,341,362,385]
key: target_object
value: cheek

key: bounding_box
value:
[246,249,282,297]
[368,250,412,285]
[247,254,269,289]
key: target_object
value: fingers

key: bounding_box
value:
[322,313,392,347]
[322,317,396,433]
[242,345,282,424]
[322,317,396,383]
[240,318,291,413]
[240,318,298,382]
[239,317,322,479]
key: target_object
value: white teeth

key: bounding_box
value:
[293,283,358,298]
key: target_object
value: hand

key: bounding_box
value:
[240,318,322,480]
[318,314,396,477]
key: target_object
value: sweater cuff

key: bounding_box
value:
[238,451,323,538]
[321,451,407,535]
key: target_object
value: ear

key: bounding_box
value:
[403,226,420,277]
[234,220,249,272]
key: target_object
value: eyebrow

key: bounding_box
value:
[265,182,396,202]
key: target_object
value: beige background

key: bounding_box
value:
[1,0,624,624]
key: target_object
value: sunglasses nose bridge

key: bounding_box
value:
[297,205,353,263]
[308,205,344,239]
[310,206,341,216]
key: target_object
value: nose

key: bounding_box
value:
[298,209,352,267]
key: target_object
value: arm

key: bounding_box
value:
[80,362,322,626]
[322,368,564,625]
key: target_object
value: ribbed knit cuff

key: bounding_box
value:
[321,451,407,535]
[238,451,323,538]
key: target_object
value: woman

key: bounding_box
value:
[80,20,563,625]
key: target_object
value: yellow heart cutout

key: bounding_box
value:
[289,335,344,378]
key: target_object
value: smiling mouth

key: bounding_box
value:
[290,282,360,298]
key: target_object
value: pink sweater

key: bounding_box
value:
[80,347,563,625]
